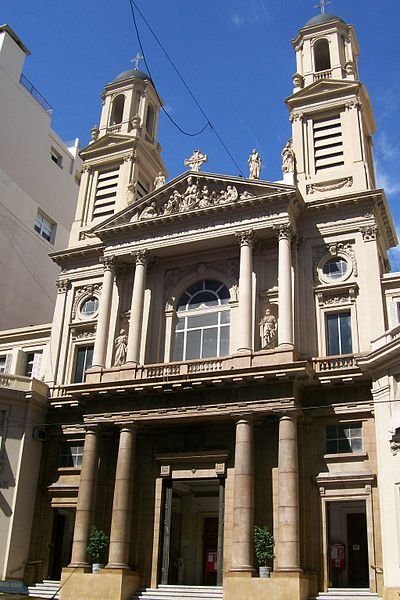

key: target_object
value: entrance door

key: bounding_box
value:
[48,509,75,580]
[327,501,369,589]
[160,478,224,586]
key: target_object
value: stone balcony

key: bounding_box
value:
[50,348,367,405]
[0,373,48,396]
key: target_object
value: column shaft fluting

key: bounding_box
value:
[126,252,148,364]
[92,258,115,368]
[70,427,98,566]
[107,426,137,568]
[236,232,254,353]
[277,226,293,346]
[277,414,301,572]
[230,418,255,574]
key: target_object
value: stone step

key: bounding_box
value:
[311,590,381,600]
[132,585,223,600]
[27,580,61,599]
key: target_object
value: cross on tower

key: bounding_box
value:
[131,52,144,70]
[314,0,331,13]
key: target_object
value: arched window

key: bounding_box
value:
[173,280,230,361]
[146,104,155,137]
[110,95,125,125]
[314,39,331,72]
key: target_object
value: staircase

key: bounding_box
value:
[27,580,60,599]
[132,585,223,600]
[311,590,381,600]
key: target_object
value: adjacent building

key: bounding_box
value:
[0,10,399,600]
[0,25,81,330]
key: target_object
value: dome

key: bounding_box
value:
[304,13,345,27]
[112,68,151,83]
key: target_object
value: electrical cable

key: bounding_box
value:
[127,0,244,176]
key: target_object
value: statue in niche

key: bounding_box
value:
[248,149,262,179]
[259,308,277,348]
[114,329,128,366]
[126,179,137,205]
[154,172,166,190]
[281,139,295,174]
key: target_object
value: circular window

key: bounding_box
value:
[318,255,351,284]
[80,296,99,318]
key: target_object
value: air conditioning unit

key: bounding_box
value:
[32,426,47,442]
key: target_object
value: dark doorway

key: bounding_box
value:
[347,512,369,588]
[48,509,75,580]
[160,478,224,586]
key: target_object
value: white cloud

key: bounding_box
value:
[376,162,400,195]
[231,0,270,28]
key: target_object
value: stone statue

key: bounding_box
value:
[281,139,295,174]
[114,329,128,366]
[154,172,166,190]
[140,202,158,220]
[181,176,199,211]
[260,308,277,348]
[126,180,136,205]
[248,149,262,179]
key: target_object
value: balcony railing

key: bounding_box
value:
[313,69,332,82]
[371,324,400,351]
[312,354,357,373]
[20,74,53,114]
[0,372,48,394]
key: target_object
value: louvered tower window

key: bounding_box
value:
[93,167,120,219]
[313,114,344,172]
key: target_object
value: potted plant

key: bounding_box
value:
[87,526,109,574]
[254,525,275,578]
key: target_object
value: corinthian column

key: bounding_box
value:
[107,425,137,569]
[276,224,294,346]
[70,426,99,567]
[126,250,149,364]
[236,231,254,353]
[230,418,255,575]
[277,414,301,572]
[92,256,116,368]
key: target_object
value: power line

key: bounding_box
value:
[127,0,244,176]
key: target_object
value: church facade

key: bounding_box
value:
[19,11,400,600]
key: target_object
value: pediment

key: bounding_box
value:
[287,78,359,103]
[80,133,134,159]
[92,171,296,235]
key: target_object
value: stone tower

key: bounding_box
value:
[287,12,376,199]
[69,66,167,245]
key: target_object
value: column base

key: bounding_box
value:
[68,562,90,568]
[105,563,130,570]
[228,566,257,577]
[275,567,303,573]
[60,567,141,600]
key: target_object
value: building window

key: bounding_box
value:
[80,297,99,319]
[58,441,84,467]
[314,38,331,72]
[50,147,63,168]
[73,345,94,383]
[25,351,43,378]
[0,356,6,374]
[173,280,230,361]
[326,311,352,355]
[326,422,362,454]
[146,104,155,138]
[92,167,120,220]
[322,257,348,280]
[34,210,56,243]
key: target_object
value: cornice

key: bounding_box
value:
[49,243,104,268]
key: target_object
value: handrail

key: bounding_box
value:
[20,73,53,114]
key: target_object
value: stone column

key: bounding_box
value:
[230,418,255,574]
[92,256,116,368]
[277,414,301,572]
[276,224,294,346]
[107,425,137,569]
[126,250,149,364]
[236,231,254,353]
[70,426,99,567]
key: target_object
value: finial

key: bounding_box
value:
[314,0,331,14]
[131,52,144,70]
[184,150,208,172]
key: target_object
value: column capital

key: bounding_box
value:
[114,422,139,433]
[100,255,117,270]
[275,223,294,241]
[132,249,150,266]
[55,279,71,294]
[236,229,255,247]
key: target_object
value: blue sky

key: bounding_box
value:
[3,0,400,265]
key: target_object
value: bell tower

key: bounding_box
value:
[286,11,376,200]
[69,62,167,246]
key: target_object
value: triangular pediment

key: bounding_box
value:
[80,133,134,159]
[91,170,296,236]
[286,78,360,103]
